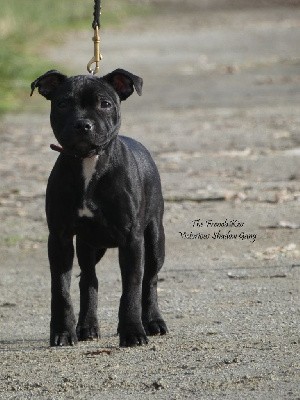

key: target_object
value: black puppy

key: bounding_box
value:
[31,69,168,347]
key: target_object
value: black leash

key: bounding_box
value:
[92,0,101,29]
[87,0,102,75]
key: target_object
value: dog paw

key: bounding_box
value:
[143,319,168,336]
[119,324,149,347]
[76,325,100,341]
[50,330,78,347]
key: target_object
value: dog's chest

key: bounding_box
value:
[78,156,99,218]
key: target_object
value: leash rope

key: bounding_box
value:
[92,0,101,29]
[87,0,102,75]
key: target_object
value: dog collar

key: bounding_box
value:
[49,143,104,159]
[50,131,118,159]
[49,134,119,158]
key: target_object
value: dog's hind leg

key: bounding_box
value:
[76,236,106,341]
[142,219,168,336]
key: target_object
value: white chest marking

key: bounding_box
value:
[78,155,99,218]
[82,155,99,189]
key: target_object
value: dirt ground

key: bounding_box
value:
[1,1,300,399]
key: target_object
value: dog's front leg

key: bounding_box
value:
[48,233,77,346]
[118,237,148,347]
[76,237,106,341]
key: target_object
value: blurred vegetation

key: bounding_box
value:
[0,0,150,114]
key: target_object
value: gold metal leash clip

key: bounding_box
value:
[87,26,103,75]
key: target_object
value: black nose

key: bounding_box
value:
[75,119,93,133]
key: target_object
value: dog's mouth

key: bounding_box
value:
[66,141,97,158]
[72,141,95,156]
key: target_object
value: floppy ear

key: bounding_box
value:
[30,70,68,100]
[103,68,143,101]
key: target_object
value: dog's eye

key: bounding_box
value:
[100,100,111,109]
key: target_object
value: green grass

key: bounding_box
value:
[0,0,151,114]
[2,235,23,247]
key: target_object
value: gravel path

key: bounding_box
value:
[1,2,300,399]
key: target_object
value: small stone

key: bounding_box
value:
[152,378,166,390]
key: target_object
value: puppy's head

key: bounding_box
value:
[31,69,143,157]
